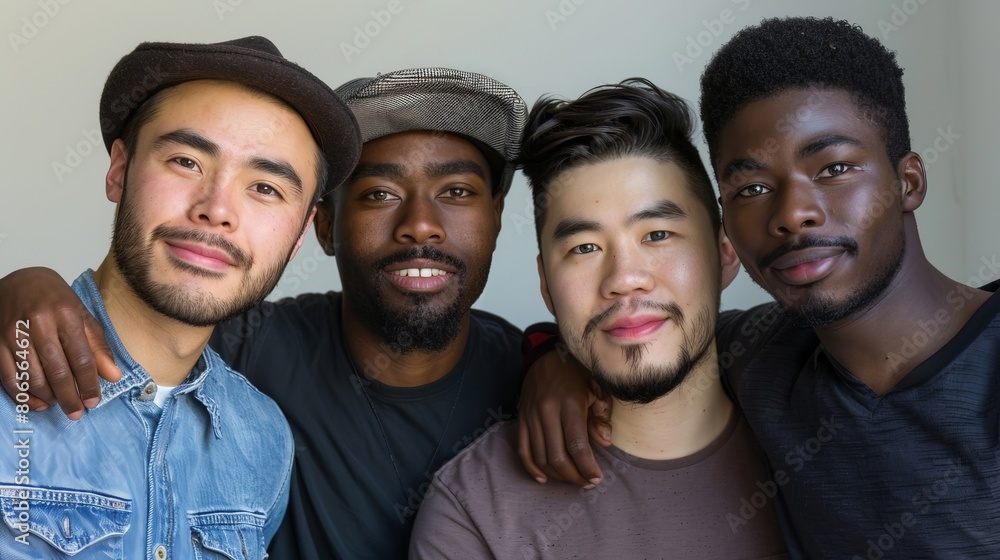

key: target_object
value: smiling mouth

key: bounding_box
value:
[390,268,450,278]
[769,249,847,286]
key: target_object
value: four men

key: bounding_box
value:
[1,14,996,559]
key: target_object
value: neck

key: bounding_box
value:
[609,348,734,461]
[812,219,992,394]
[93,256,213,386]
[340,299,470,388]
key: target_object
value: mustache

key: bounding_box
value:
[374,245,466,273]
[583,300,683,340]
[151,225,251,269]
[757,235,859,270]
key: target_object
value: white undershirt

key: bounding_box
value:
[153,385,177,408]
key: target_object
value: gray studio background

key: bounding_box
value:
[2,0,997,329]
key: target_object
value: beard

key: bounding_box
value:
[339,245,491,354]
[566,299,718,405]
[111,185,292,327]
[756,231,905,329]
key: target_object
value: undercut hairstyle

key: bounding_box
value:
[519,78,719,247]
[119,82,330,205]
[700,16,910,169]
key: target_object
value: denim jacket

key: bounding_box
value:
[0,270,294,559]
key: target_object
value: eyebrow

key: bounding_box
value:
[152,129,304,195]
[151,130,220,157]
[550,200,688,243]
[720,158,765,183]
[248,156,303,196]
[424,160,488,182]
[799,134,863,158]
[719,134,865,183]
[349,162,406,182]
[628,200,687,225]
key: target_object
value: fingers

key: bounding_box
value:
[588,418,613,448]
[588,381,613,447]
[75,313,118,406]
[517,414,549,484]
[534,398,593,488]
[560,404,604,486]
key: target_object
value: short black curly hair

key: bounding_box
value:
[700,16,910,169]
[520,78,719,248]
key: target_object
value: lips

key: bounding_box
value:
[166,240,238,271]
[601,314,669,340]
[384,258,457,292]
[768,246,847,286]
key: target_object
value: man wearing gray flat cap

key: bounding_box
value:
[1,65,528,559]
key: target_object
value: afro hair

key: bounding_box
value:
[699,16,910,169]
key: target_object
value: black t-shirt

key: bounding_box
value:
[209,292,523,560]
[716,281,1000,559]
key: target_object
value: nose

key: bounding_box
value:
[599,243,654,300]
[394,196,445,245]
[189,176,239,231]
[768,180,825,236]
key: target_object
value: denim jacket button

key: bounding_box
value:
[139,381,157,402]
[155,544,167,559]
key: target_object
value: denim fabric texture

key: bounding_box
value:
[0,270,294,559]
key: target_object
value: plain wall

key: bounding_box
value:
[2,0,993,329]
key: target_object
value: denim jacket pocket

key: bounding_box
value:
[189,510,267,560]
[0,485,131,557]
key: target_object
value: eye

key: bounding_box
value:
[365,190,399,202]
[643,231,670,242]
[252,184,281,198]
[444,187,471,199]
[571,243,599,255]
[172,157,199,171]
[815,163,855,179]
[736,184,771,198]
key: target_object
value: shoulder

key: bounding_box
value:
[433,421,523,492]
[469,308,523,350]
[201,349,292,447]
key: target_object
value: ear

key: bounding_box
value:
[106,139,128,203]
[492,192,505,233]
[718,226,741,291]
[288,206,318,261]
[537,254,556,316]
[314,200,336,256]
[897,151,927,213]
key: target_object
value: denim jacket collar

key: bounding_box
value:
[73,270,223,437]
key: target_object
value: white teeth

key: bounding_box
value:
[391,268,448,277]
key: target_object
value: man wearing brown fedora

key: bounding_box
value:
[0,66,527,558]
[0,36,360,557]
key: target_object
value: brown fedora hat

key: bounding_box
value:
[99,36,361,195]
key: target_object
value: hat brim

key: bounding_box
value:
[100,38,361,195]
